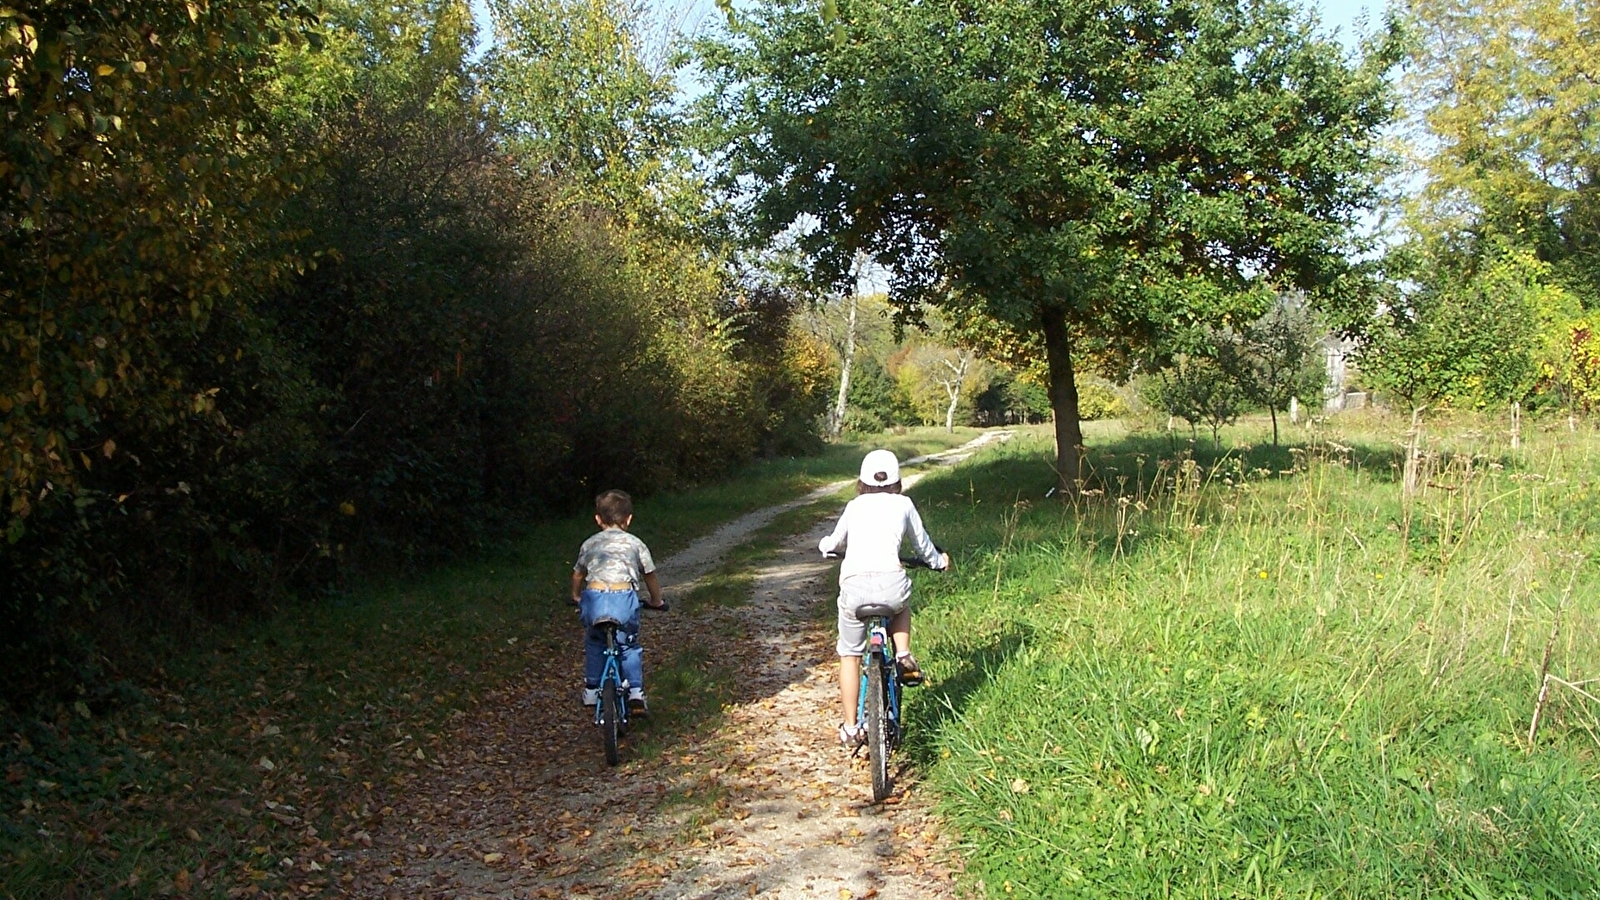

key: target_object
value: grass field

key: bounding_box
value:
[0,427,980,899]
[903,412,1600,897]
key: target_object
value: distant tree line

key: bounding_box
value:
[0,0,829,707]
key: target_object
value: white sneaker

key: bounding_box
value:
[581,687,600,706]
[628,687,646,703]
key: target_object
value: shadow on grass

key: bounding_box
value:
[908,429,1427,581]
[1083,432,1413,492]
[906,623,1035,767]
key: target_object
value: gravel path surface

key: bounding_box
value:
[346,433,1009,899]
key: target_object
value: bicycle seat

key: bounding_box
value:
[589,615,626,628]
[853,603,898,619]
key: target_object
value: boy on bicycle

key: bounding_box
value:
[819,449,949,746]
[571,489,665,713]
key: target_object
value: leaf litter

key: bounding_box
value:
[341,516,963,899]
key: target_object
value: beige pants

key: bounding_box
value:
[835,570,912,656]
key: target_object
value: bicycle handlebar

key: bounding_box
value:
[567,598,670,612]
[821,547,948,571]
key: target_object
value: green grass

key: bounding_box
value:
[0,427,978,900]
[901,412,1600,898]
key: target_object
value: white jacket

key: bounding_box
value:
[818,493,943,579]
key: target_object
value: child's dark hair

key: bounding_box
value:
[595,489,633,525]
[857,480,902,495]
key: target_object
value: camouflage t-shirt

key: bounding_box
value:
[573,528,655,586]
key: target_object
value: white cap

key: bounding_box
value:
[859,449,900,486]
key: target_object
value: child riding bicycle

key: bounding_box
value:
[571,489,666,713]
[819,449,949,747]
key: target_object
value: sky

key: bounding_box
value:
[471,0,1390,62]
[685,1,1389,47]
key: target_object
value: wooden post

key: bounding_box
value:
[1401,407,1425,552]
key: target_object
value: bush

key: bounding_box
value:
[1076,379,1129,421]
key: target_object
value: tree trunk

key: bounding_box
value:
[941,351,971,433]
[829,291,858,437]
[1269,406,1279,446]
[1040,305,1084,493]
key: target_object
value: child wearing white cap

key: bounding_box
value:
[818,449,950,747]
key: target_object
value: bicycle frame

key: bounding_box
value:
[856,617,901,747]
[592,623,630,728]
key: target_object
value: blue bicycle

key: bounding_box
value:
[828,552,944,801]
[854,599,904,801]
[585,601,668,767]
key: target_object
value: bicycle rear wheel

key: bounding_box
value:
[601,630,623,767]
[866,656,891,801]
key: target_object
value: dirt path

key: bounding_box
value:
[345,433,1009,899]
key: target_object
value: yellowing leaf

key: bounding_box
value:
[1010,778,1030,794]
[96,64,114,76]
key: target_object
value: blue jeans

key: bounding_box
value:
[580,588,643,692]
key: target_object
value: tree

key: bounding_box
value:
[933,348,978,433]
[1402,0,1600,303]
[829,290,859,436]
[698,0,1401,491]
[1142,355,1243,448]
[1360,242,1556,409]
[482,0,682,220]
[974,367,1052,425]
[1215,296,1327,445]
[896,345,984,431]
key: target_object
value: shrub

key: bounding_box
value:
[1076,379,1129,421]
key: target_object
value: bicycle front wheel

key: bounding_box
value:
[866,657,891,801]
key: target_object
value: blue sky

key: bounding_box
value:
[472,0,1390,60]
